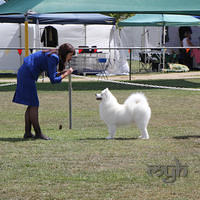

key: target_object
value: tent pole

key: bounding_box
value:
[129,49,132,81]
[84,24,87,46]
[36,19,40,50]
[162,25,166,70]
[19,24,23,66]
[24,13,29,57]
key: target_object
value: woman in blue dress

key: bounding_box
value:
[13,43,75,140]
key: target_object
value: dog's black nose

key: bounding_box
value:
[96,94,102,100]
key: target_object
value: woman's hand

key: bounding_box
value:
[68,67,73,74]
[61,67,73,79]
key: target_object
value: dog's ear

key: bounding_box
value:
[102,88,108,93]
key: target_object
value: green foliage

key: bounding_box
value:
[105,13,135,27]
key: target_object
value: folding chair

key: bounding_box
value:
[97,58,108,79]
[139,52,152,72]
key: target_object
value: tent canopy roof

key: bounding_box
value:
[0,0,200,15]
[0,13,115,24]
[118,14,200,27]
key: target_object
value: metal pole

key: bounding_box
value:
[1,46,200,51]
[162,25,166,70]
[68,63,72,129]
[84,24,87,46]
[129,49,132,81]
[24,13,29,57]
[36,19,40,49]
[19,24,23,66]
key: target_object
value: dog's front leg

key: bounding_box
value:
[106,125,116,139]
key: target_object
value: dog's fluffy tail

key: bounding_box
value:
[124,93,149,107]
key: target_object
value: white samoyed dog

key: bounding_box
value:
[96,88,151,139]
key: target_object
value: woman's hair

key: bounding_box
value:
[42,43,75,71]
[58,43,75,71]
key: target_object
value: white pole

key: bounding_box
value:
[19,23,23,66]
[36,19,40,50]
[162,25,166,70]
[84,24,87,46]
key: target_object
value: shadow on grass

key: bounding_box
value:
[0,73,16,78]
[79,137,138,141]
[1,79,200,92]
[0,137,34,142]
[173,135,200,139]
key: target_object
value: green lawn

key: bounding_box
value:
[0,79,200,200]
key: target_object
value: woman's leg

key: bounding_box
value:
[29,106,51,140]
[24,106,34,138]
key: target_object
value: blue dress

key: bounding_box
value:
[13,51,62,106]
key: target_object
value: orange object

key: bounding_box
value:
[186,48,190,53]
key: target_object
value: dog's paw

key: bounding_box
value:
[106,136,114,139]
[138,135,149,139]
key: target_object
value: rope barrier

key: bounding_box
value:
[72,74,200,92]
[0,82,17,87]
[0,74,200,92]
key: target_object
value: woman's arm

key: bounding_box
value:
[57,68,70,76]
[187,38,193,46]
[47,54,73,83]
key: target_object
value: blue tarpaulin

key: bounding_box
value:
[0,13,115,25]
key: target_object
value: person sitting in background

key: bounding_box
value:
[182,31,200,68]
[181,31,193,69]
[182,31,193,48]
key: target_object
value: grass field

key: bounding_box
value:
[0,79,200,200]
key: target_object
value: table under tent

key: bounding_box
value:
[118,14,200,72]
[0,13,117,74]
